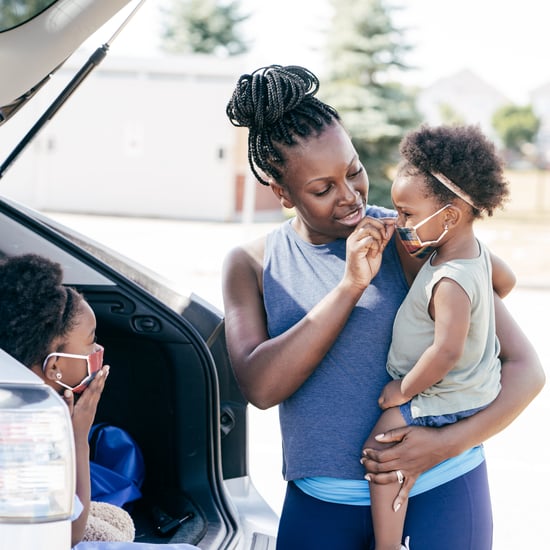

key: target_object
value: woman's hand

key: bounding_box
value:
[362,424,451,507]
[223,220,395,410]
[344,216,395,290]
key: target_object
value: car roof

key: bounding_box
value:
[0,0,133,118]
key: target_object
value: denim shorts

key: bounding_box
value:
[400,401,487,427]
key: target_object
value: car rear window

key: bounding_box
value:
[0,0,57,32]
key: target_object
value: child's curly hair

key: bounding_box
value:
[0,254,83,367]
[397,124,509,217]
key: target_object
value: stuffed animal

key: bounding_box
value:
[83,501,135,542]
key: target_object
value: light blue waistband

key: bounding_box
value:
[294,445,485,506]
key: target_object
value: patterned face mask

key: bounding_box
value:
[396,204,451,259]
[42,345,104,394]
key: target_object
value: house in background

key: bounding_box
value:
[416,69,550,215]
[0,50,281,222]
[416,68,511,141]
[2,54,547,222]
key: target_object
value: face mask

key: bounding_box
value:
[396,204,451,258]
[43,345,104,394]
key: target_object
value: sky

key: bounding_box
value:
[97,0,550,105]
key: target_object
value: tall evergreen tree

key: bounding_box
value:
[322,0,420,207]
[161,0,249,56]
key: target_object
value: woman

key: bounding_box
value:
[223,65,544,549]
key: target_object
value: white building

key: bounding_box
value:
[416,68,511,141]
[0,50,281,221]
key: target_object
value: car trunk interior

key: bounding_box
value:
[0,203,249,548]
[89,289,216,545]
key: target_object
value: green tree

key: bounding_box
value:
[160,0,249,56]
[438,103,465,126]
[321,0,420,207]
[0,0,54,30]
[492,104,540,158]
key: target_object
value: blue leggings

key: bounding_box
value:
[276,462,493,550]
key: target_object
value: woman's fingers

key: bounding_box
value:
[355,218,388,241]
[345,217,396,287]
[393,477,415,510]
[353,217,396,253]
[362,469,399,485]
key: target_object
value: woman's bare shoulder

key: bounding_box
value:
[223,235,267,295]
[222,234,268,315]
[225,235,265,268]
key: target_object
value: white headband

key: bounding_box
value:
[430,171,479,210]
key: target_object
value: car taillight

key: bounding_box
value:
[0,386,75,522]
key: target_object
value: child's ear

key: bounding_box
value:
[41,354,61,381]
[444,205,462,227]
[270,182,294,210]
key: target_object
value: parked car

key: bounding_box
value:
[0,1,278,548]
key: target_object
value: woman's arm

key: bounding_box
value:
[222,218,394,409]
[362,295,545,499]
[490,251,516,298]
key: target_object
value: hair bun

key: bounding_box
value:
[226,65,320,130]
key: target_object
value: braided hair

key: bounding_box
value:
[0,254,84,368]
[226,65,340,185]
[397,124,509,217]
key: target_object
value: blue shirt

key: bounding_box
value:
[263,206,485,499]
[264,206,408,480]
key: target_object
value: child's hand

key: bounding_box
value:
[378,379,408,410]
[63,365,109,442]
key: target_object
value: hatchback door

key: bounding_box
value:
[0,197,256,548]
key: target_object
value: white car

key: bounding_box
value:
[0,2,278,549]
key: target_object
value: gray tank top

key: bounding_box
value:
[263,206,408,480]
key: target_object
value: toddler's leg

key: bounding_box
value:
[363,406,409,550]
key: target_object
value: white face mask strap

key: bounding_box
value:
[430,171,480,210]
[54,379,76,392]
[414,204,452,230]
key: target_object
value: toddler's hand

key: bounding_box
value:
[378,379,407,409]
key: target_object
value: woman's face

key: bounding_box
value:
[43,300,102,394]
[274,123,369,244]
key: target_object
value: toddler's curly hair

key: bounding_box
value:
[397,124,509,217]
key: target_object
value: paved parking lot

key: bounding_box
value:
[50,212,549,549]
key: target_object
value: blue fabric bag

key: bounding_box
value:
[89,423,146,508]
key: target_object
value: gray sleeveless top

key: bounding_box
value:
[388,240,501,418]
[263,206,409,480]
